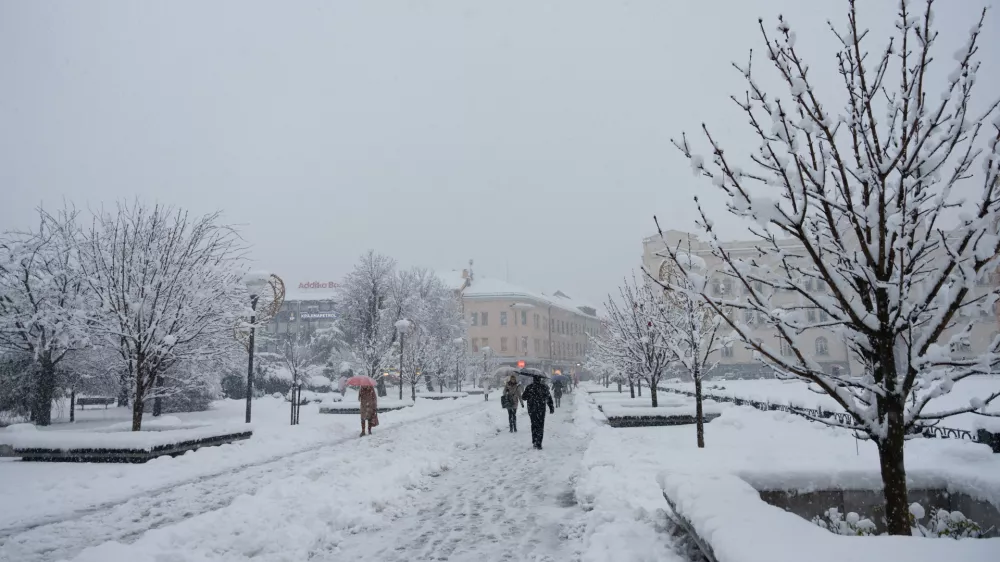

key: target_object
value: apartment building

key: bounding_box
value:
[443,268,601,377]
[642,230,1000,379]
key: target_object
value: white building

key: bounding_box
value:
[642,230,1000,379]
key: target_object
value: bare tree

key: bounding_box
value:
[647,247,724,448]
[597,275,672,406]
[82,202,245,430]
[0,207,90,425]
[336,251,399,397]
[666,0,1000,534]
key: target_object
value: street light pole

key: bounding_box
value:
[399,330,405,401]
[245,294,259,424]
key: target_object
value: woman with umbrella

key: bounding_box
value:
[347,375,379,437]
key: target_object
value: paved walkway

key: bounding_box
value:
[323,396,589,562]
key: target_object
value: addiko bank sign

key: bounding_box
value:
[297,281,341,289]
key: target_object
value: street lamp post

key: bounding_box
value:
[244,273,270,424]
[481,346,492,401]
[395,319,411,401]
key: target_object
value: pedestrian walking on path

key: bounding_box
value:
[521,375,554,449]
[552,379,564,408]
[358,385,379,437]
[501,375,524,432]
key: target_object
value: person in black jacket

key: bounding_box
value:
[521,375,555,449]
[552,380,564,408]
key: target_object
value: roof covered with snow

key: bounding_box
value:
[463,277,597,318]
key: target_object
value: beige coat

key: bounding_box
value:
[502,381,523,410]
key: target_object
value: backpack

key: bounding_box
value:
[501,393,511,409]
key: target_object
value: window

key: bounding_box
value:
[721,343,734,358]
[481,338,490,350]
[779,338,793,357]
[831,365,842,376]
[804,278,814,292]
[521,311,527,325]
[815,337,829,356]
[500,311,508,326]
[807,310,817,323]
[470,312,478,326]
[501,337,508,352]
[819,310,830,322]
[482,312,489,326]
[522,337,528,355]
[472,338,479,353]
[534,314,540,329]
[743,309,757,326]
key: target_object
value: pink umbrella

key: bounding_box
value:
[345,375,377,387]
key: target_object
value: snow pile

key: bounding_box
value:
[416,391,469,399]
[67,402,503,561]
[2,423,38,433]
[601,404,722,419]
[0,422,250,451]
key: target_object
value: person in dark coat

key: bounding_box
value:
[552,380,564,408]
[521,375,555,449]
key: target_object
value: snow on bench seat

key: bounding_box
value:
[318,401,414,414]
[417,392,469,400]
[601,404,723,428]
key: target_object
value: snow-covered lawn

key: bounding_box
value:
[573,393,1000,562]
[660,376,1000,430]
[0,395,477,537]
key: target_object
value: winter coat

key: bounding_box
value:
[552,381,564,398]
[502,381,523,410]
[358,386,379,426]
[521,381,554,415]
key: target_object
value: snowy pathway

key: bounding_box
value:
[324,397,589,562]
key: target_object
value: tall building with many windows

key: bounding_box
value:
[643,230,1000,379]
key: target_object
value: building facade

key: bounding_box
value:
[643,230,1000,379]
[442,267,601,378]
[260,280,340,352]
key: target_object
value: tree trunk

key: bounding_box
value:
[131,372,145,431]
[33,359,57,426]
[425,373,434,392]
[877,401,910,535]
[411,381,417,403]
[152,375,163,417]
[637,378,642,397]
[695,377,705,448]
[70,388,76,423]
[629,380,635,398]
[118,368,131,407]
[617,381,622,393]
[650,379,658,407]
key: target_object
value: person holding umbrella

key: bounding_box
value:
[501,374,525,432]
[520,370,554,449]
[347,375,379,437]
[552,377,565,408]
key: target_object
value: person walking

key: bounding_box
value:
[552,379,564,408]
[521,375,555,449]
[358,385,379,437]
[501,375,524,432]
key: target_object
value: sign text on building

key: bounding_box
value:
[298,281,341,289]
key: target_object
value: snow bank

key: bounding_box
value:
[417,392,469,399]
[0,422,251,452]
[659,471,1000,562]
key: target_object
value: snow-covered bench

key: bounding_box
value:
[417,392,469,400]
[0,423,253,463]
[599,404,722,428]
[318,401,414,415]
[75,396,116,409]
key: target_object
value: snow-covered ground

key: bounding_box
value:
[659,376,1000,430]
[0,395,481,561]
[574,387,1000,562]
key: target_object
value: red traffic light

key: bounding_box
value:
[517,360,525,368]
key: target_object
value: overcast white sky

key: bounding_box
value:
[1,0,996,306]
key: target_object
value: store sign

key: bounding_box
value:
[298,281,340,289]
[301,311,337,320]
